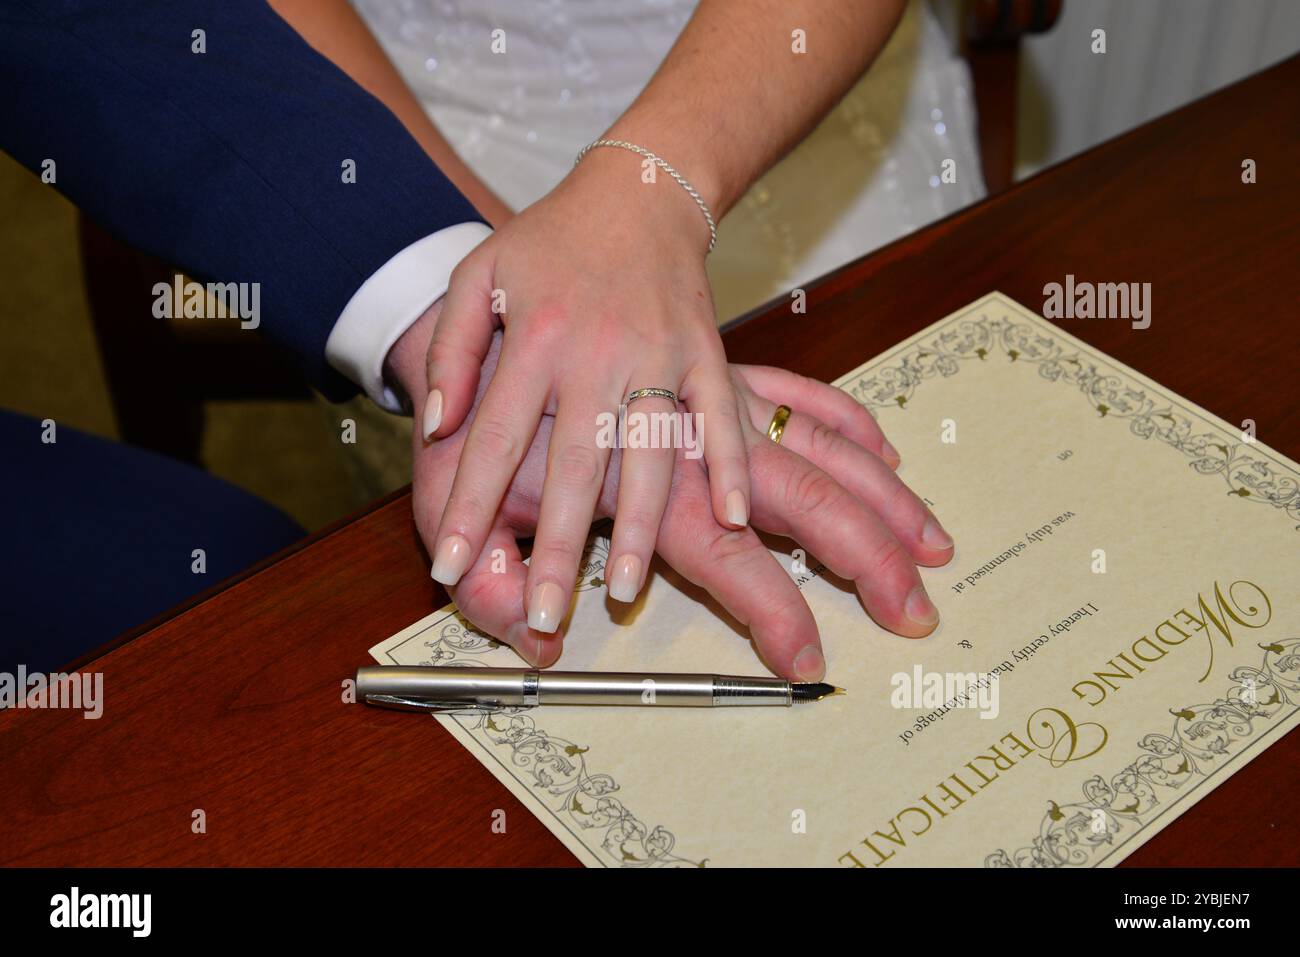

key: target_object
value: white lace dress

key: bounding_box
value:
[352,0,986,322]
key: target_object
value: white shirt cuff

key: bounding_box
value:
[326,221,493,412]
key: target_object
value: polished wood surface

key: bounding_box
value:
[3,56,1297,868]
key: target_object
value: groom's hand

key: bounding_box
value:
[386,303,954,679]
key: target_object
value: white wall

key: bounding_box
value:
[1015,0,1300,179]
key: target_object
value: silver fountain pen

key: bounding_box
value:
[356,666,844,712]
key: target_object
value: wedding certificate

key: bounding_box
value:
[369,292,1300,867]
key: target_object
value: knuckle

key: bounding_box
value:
[611,498,651,532]
[883,480,918,519]
[865,534,911,580]
[519,302,568,341]
[442,490,487,529]
[704,526,762,566]
[552,443,602,489]
[426,337,463,373]
[784,467,839,518]
[612,500,663,542]
[449,251,486,288]
[532,537,583,570]
[757,592,810,638]
[448,262,473,294]
[807,420,842,463]
[472,416,522,462]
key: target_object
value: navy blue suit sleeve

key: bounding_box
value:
[0,0,486,398]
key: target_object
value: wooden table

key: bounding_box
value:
[3,55,1297,868]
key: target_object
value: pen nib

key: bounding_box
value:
[791,682,845,702]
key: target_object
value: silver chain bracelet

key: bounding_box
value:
[574,139,718,253]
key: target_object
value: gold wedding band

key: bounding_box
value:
[767,405,792,444]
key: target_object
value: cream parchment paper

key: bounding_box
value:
[369,292,1300,868]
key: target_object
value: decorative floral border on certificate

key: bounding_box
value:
[380,293,1300,868]
[379,534,706,869]
[840,303,1300,529]
[983,637,1300,867]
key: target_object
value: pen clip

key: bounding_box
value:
[364,694,505,715]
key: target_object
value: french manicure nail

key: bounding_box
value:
[422,388,443,441]
[607,554,643,603]
[905,586,940,629]
[881,440,901,467]
[430,533,471,585]
[726,489,748,527]
[921,518,954,551]
[793,645,826,682]
[528,581,565,633]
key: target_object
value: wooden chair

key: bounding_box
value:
[963,0,1064,193]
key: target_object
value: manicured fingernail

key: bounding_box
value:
[607,554,642,603]
[793,645,826,682]
[430,533,471,585]
[422,389,443,441]
[505,622,543,666]
[905,586,940,629]
[881,440,900,468]
[726,489,748,527]
[921,518,954,551]
[528,581,565,633]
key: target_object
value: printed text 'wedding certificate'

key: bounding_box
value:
[370,293,1300,867]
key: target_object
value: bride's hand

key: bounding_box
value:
[417,147,757,633]
[390,320,954,679]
